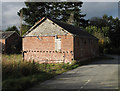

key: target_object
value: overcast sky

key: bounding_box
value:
[1,1,119,30]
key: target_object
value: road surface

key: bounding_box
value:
[27,55,119,90]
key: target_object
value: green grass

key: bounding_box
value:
[2,54,114,91]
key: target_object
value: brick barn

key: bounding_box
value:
[0,31,22,54]
[23,17,99,63]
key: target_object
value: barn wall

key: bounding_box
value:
[74,36,99,60]
[5,33,22,54]
[23,35,74,63]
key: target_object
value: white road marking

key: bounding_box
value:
[80,79,91,89]
[80,86,83,88]
[84,80,90,85]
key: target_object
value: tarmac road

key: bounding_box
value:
[27,55,119,90]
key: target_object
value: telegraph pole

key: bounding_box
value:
[20,9,23,37]
[20,10,24,61]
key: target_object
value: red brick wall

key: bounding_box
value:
[0,39,5,53]
[23,35,74,63]
[0,39,5,44]
[23,35,99,63]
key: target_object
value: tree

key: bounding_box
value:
[85,25,110,44]
[85,25,110,54]
[5,26,19,34]
[21,24,31,36]
[89,16,108,28]
[87,14,120,54]
[18,2,87,27]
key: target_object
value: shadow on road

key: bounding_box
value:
[81,55,120,65]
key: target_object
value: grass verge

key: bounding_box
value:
[2,54,79,91]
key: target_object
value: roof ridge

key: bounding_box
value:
[0,31,15,33]
[48,17,84,31]
[4,31,15,33]
[47,18,98,39]
[0,31,16,39]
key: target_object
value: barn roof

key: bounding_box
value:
[0,31,16,39]
[49,18,98,39]
[24,17,98,40]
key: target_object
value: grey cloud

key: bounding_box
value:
[81,2,118,19]
[2,0,26,2]
[0,2,2,30]
[81,0,119,2]
[2,2,25,30]
[1,2,118,30]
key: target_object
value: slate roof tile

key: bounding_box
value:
[24,17,98,40]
